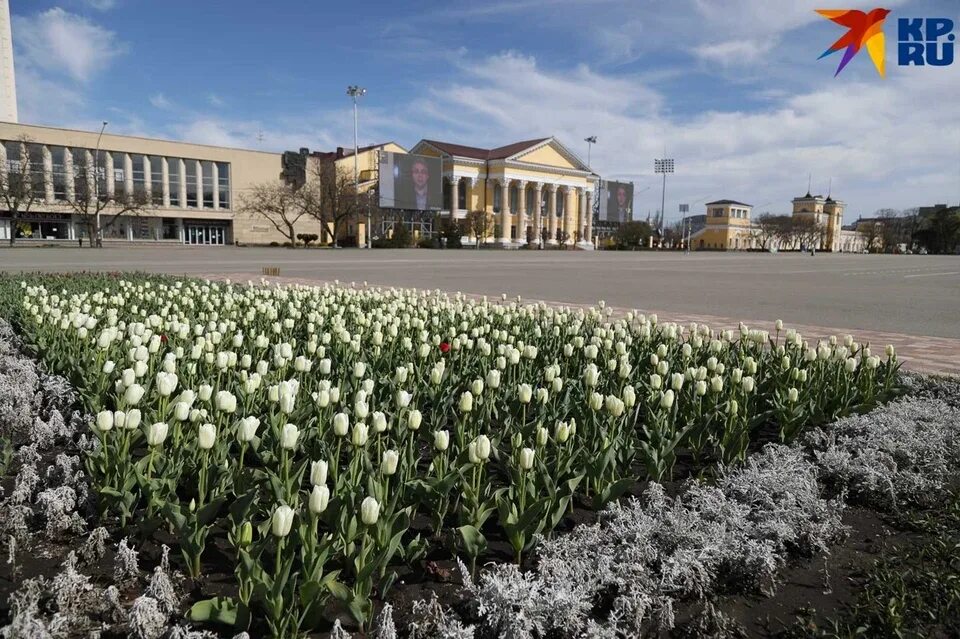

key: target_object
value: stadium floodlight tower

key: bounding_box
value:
[347,85,368,247]
[654,157,674,235]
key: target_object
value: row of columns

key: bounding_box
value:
[448,176,593,246]
[0,142,224,211]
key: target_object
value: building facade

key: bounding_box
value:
[692,200,758,250]
[0,122,324,245]
[410,137,598,248]
[791,193,845,251]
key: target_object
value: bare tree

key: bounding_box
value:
[465,209,492,249]
[789,216,825,251]
[69,160,149,248]
[0,137,38,246]
[753,213,791,251]
[304,157,361,247]
[240,182,310,247]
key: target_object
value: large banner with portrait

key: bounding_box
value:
[378,152,443,211]
[600,180,634,222]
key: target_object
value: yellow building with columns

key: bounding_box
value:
[409,137,597,248]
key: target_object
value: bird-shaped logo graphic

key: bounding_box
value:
[816,8,892,77]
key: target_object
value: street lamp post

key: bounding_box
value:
[584,136,597,167]
[346,85,367,247]
[654,158,674,244]
[93,121,107,248]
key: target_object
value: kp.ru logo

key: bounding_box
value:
[816,8,955,76]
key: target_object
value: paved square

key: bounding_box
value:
[2,247,957,373]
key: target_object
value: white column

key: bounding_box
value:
[161,157,170,208]
[547,184,558,245]
[177,218,184,243]
[126,219,134,241]
[532,183,542,247]
[105,152,115,198]
[84,150,95,200]
[212,162,220,210]
[499,178,511,246]
[564,187,576,244]
[63,148,74,202]
[517,180,527,245]
[142,155,152,202]
[194,160,203,208]
[178,159,187,208]
[123,153,133,200]
[449,177,458,217]
[42,145,53,202]
[585,190,594,247]
[578,187,588,244]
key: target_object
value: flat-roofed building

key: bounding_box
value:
[0,122,324,245]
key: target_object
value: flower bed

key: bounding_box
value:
[0,274,900,636]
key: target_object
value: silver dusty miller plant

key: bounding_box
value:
[808,397,960,510]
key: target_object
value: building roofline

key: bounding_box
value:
[0,121,283,156]
[705,199,752,207]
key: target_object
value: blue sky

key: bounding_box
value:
[9,0,960,222]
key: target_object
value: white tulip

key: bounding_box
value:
[351,422,369,447]
[215,390,237,413]
[660,389,675,410]
[309,485,330,515]
[519,447,535,470]
[434,430,450,451]
[238,416,260,442]
[333,412,349,437]
[360,496,380,525]
[372,411,388,433]
[281,423,300,450]
[459,391,474,413]
[271,505,294,537]
[147,422,169,447]
[474,435,491,461]
[198,423,217,450]
[95,410,114,433]
[124,384,145,406]
[381,450,399,476]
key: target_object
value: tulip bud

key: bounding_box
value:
[102,360,116,374]
[485,369,501,389]
[555,421,570,443]
[622,385,636,408]
[536,426,549,447]
[695,380,707,396]
[198,384,213,401]
[238,521,253,547]
[198,423,217,450]
[588,392,603,411]
[113,410,126,430]
[310,460,328,487]
[650,373,662,390]
[395,390,412,408]
[670,372,684,391]
[271,505,294,537]
[844,357,857,374]
[728,399,739,416]
[741,377,755,393]
[360,496,380,526]
[406,409,422,431]
[787,387,799,403]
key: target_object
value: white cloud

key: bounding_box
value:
[415,51,960,220]
[13,8,123,83]
[693,39,777,66]
[149,93,173,110]
[82,0,119,10]
[207,93,225,108]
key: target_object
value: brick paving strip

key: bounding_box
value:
[200,273,960,377]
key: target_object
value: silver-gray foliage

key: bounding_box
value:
[809,397,960,510]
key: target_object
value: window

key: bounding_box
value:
[71,148,87,200]
[150,156,164,205]
[51,146,67,201]
[185,161,198,207]
[509,185,518,214]
[493,183,502,213]
[526,187,534,214]
[111,152,127,197]
[132,154,146,192]
[202,161,214,208]
[711,207,724,217]
[168,158,181,207]
[28,144,45,198]
[4,141,23,188]
[457,181,466,210]
[218,163,229,209]
[557,191,565,217]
